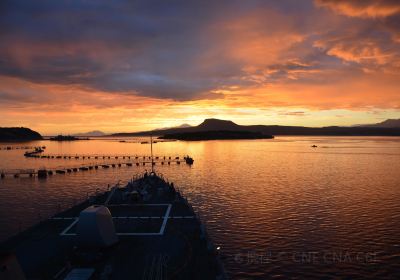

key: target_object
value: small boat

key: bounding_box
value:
[311,145,318,148]
[184,155,194,165]
[140,141,148,144]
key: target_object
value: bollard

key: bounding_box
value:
[38,169,47,178]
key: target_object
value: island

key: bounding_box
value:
[110,118,400,137]
[49,135,88,141]
[0,127,43,141]
[159,130,274,141]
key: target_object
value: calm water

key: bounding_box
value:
[1,137,400,279]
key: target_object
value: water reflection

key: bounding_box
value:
[1,136,400,279]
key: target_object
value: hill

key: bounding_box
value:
[111,118,400,137]
[0,127,43,141]
[152,124,192,131]
[50,135,88,141]
[159,130,274,141]
[358,119,400,128]
[74,130,106,137]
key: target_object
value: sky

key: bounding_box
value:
[0,0,399,134]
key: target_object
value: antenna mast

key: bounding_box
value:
[150,133,154,173]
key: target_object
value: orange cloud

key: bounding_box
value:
[314,38,398,69]
[214,67,400,111]
[1,1,399,134]
[315,0,400,18]
[216,12,305,67]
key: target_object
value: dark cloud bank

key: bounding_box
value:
[0,0,399,101]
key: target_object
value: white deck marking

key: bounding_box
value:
[116,232,161,236]
[107,203,170,206]
[60,218,78,236]
[57,203,189,236]
[104,187,117,206]
[52,216,194,220]
[159,204,172,235]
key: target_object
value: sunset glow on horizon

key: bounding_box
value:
[1,0,400,134]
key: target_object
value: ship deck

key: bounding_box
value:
[0,173,225,279]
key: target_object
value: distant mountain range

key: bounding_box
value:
[152,123,192,131]
[0,127,43,141]
[110,118,400,137]
[70,125,192,137]
[355,119,400,128]
[160,130,274,141]
[1,118,399,141]
[74,130,106,137]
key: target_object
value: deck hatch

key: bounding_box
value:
[58,204,172,236]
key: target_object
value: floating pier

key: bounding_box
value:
[3,147,193,179]
[24,153,182,161]
[0,158,188,179]
[0,169,36,178]
[0,146,45,151]
[23,152,191,166]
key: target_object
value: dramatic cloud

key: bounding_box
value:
[314,31,400,74]
[0,0,338,101]
[315,0,400,18]
[0,0,235,100]
[0,0,399,133]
